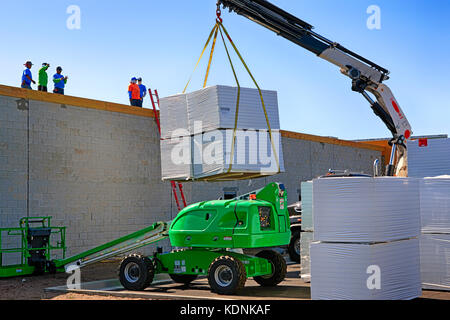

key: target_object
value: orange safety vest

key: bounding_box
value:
[128,83,141,100]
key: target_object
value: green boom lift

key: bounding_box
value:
[0,182,290,295]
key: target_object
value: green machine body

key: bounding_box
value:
[168,182,291,249]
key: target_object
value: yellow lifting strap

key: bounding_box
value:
[182,21,280,174]
[183,23,219,94]
[204,26,219,88]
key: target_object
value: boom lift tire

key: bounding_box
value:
[288,230,301,263]
[253,250,287,287]
[207,255,247,295]
[118,254,155,291]
[169,273,198,285]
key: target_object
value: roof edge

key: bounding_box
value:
[0,84,385,152]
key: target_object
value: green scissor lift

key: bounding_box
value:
[0,217,168,278]
[0,183,291,295]
[0,217,66,278]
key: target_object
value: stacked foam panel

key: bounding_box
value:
[160,85,280,139]
[300,181,313,282]
[420,234,450,291]
[160,129,284,181]
[159,85,284,181]
[310,177,422,300]
[300,181,313,231]
[300,231,313,282]
[420,177,450,234]
[191,129,284,180]
[419,177,450,291]
[313,177,421,243]
[310,239,422,300]
[409,138,450,178]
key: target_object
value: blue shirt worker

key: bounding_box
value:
[53,66,68,95]
[128,77,141,107]
[137,77,147,108]
[21,61,36,89]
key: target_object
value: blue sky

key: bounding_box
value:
[0,0,449,140]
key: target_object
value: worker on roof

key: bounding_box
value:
[21,61,36,89]
[38,63,50,92]
[128,77,141,107]
[137,77,147,108]
[53,66,68,95]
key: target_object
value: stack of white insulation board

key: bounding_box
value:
[160,85,280,139]
[159,85,284,181]
[300,181,313,282]
[420,234,450,291]
[300,231,313,282]
[310,177,422,300]
[409,138,450,178]
[420,177,450,234]
[310,239,422,300]
[300,181,313,231]
[419,176,450,291]
[160,129,285,181]
[313,177,421,242]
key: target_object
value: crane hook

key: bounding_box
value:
[216,1,223,23]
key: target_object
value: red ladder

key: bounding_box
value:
[149,88,187,212]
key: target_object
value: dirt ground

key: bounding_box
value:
[0,259,140,300]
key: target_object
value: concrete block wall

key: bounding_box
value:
[0,97,28,264]
[0,90,381,265]
[0,95,175,263]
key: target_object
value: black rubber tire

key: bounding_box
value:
[118,254,154,291]
[288,230,301,263]
[207,256,246,295]
[169,273,198,285]
[253,250,287,287]
[31,260,46,276]
[47,261,57,274]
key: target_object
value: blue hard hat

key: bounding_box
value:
[131,77,137,81]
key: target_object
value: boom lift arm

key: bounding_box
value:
[217,0,412,176]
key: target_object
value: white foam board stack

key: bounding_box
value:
[310,239,422,300]
[313,177,421,243]
[192,129,284,180]
[160,136,192,181]
[419,234,450,291]
[300,231,313,282]
[418,176,450,291]
[409,138,450,178]
[300,181,313,282]
[160,129,284,181]
[159,85,284,181]
[310,176,422,300]
[420,177,450,234]
[300,181,313,231]
[160,85,280,139]
[159,93,189,139]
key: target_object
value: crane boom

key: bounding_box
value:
[217,0,412,176]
